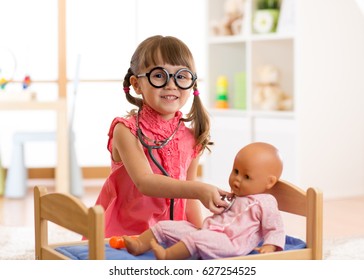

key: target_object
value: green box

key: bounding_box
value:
[234,72,247,110]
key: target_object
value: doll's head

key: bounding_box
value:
[228,142,283,197]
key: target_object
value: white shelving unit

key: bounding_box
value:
[203,0,297,189]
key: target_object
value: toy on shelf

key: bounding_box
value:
[0,74,36,102]
[211,0,246,36]
[253,64,293,111]
[0,78,8,90]
[22,75,31,89]
[233,71,247,110]
[0,47,17,90]
[215,75,229,109]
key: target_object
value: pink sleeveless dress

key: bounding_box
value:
[95,105,200,237]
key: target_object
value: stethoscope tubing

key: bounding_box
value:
[137,128,174,220]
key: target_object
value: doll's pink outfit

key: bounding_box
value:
[151,194,285,259]
[95,105,199,238]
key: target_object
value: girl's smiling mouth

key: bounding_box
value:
[162,95,178,100]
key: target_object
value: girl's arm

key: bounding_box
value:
[112,123,229,214]
[185,199,203,228]
[185,157,203,228]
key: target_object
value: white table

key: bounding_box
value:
[0,99,70,193]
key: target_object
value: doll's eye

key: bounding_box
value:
[244,174,250,179]
[234,169,239,175]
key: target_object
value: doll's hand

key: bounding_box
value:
[254,244,277,254]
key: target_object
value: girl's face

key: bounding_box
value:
[131,64,193,120]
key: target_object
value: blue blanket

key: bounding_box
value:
[55,235,306,260]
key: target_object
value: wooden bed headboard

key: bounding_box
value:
[263,180,323,260]
[34,186,105,260]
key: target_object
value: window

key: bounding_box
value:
[0,0,206,168]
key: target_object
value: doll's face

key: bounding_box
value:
[228,143,282,197]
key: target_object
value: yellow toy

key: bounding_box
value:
[253,64,293,111]
[0,78,8,90]
[215,76,229,109]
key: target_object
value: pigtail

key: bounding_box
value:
[183,83,213,153]
[123,68,143,109]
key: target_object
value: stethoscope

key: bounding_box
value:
[136,109,181,220]
[136,108,236,218]
[220,195,236,212]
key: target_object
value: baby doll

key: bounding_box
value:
[123,142,285,260]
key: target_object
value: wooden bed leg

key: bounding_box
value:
[88,205,105,260]
[306,188,323,260]
[34,186,49,260]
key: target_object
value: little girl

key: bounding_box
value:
[95,35,229,237]
[123,142,286,260]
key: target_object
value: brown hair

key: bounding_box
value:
[123,35,212,152]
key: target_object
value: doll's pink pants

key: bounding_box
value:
[151,220,250,260]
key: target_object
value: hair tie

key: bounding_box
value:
[193,89,200,96]
[123,87,130,94]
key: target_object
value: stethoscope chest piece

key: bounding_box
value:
[220,195,236,212]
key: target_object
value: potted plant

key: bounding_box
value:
[253,0,281,34]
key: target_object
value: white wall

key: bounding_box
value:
[297,0,364,198]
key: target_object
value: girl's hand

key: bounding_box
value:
[199,185,231,214]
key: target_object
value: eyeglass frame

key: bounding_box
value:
[136,66,197,90]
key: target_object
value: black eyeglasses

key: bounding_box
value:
[137,67,197,90]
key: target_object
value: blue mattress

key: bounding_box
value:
[55,235,306,260]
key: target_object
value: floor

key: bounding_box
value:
[1,179,364,242]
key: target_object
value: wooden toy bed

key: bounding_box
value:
[34,180,323,260]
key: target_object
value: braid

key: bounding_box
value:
[123,68,143,109]
[182,84,213,153]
